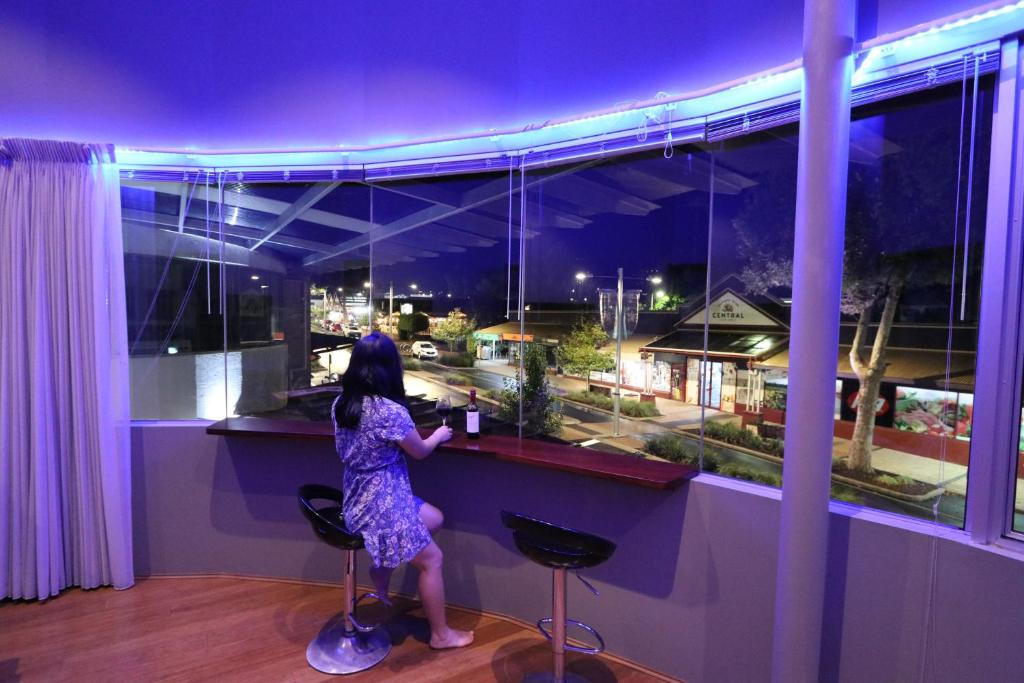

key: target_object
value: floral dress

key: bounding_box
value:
[332,395,431,569]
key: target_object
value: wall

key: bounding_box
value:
[129,345,287,419]
[0,1,987,150]
[131,422,1024,682]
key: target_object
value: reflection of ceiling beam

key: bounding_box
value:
[364,181,463,209]
[177,185,189,232]
[522,201,590,229]
[121,220,287,273]
[592,164,695,200]
[386,237,466,253]
[123,209,337,254]
[305,161,595,267]
[250,182,340,251]
[415,224,499,248]
[541,174,661,216]
[125,180,372,234]
[368,180,515,238]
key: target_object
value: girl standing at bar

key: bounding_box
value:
[331,332,473,650]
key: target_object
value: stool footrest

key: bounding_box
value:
[349,591,387,633]
[537,617,606,655]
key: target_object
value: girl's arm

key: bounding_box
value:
[399,425,453,460]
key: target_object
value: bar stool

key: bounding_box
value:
[502,511,617,683]
[298,484,391,675]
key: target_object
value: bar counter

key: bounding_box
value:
[206,417,696,490]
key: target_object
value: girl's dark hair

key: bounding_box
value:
[334,332,407,429]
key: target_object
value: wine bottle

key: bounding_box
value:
[466,389,480,439]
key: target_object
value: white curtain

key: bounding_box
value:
[0,139,133,599]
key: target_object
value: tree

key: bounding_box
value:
[431,308,476,350]
[397,312,429,340]
[555,320,612,383]
[733,115,977,473]
[651,294,685,311]
[499,343,562,436]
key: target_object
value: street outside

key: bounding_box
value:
[306,343,1024,526]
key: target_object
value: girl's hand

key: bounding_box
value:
[433,425,454,443]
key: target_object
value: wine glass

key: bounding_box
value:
[436,395,452,426]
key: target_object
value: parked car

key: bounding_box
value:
[411,341,438,360]
[343,323,362,338]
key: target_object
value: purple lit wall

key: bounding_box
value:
[0,0,989,151]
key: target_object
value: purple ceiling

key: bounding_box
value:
[0,0,986,151]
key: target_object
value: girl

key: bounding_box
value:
[332,332,473,650]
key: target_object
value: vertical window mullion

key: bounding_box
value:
[965,39,1024,543]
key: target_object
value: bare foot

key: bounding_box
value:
[368,565,394,607]
[430,628,475,650]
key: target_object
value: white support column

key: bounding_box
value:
[770,0,854,681]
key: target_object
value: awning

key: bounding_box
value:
[754,347,976,390]
[641,329,788,359]
[475,320,578,345]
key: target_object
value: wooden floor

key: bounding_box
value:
[1,576,673,682]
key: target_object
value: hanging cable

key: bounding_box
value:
[960,54,981,321]
[699,148,716,471]
[205,171,212,314]
[506,158,514,319]
[918,53,974,683]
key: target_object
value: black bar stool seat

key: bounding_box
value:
[502,511,616,683]
[299,484,364,550]
[299,484,391,675]
[502,511,616,569]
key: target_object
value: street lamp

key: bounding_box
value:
[647,275,663,308]
[410,283,418,291]
[575,268,643,437]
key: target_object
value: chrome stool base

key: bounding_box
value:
[306,618,391,675]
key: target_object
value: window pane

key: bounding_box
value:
[832,77,993,526]
[368,171,519,432]
[219,181,373,421]
[122,176,225,419]
[702,125,799,490]
[521,146,712,464]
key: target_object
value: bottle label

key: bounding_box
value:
[466,411,480,433]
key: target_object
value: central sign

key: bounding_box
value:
[682,291,782,328]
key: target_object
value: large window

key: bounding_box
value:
[120,67,999,529]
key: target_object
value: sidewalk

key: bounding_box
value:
[415,358,1024,512]
[472,359,731,426]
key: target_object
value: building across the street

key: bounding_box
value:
[633,276,976,459]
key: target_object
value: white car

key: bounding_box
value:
[343,323,361,338]
[411,341,438,360]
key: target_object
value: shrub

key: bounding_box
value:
[438,351,475,367]
[830,487,860,503]
[566,390,613,410]
[401,357,422,371]
[874,474,915,488]
[718,463,782,487]
[443,372,473,386]
[621,399,661,418]
[643,433,718,471]
[495,345,562,437]
[704,421,784,457]
[564,390,661,417]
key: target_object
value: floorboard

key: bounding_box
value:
[0,577,676,682]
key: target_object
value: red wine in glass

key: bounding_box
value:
[436,396,452,425]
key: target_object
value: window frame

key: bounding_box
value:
[964,38,1024,544]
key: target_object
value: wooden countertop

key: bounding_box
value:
[206,417,696,490]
